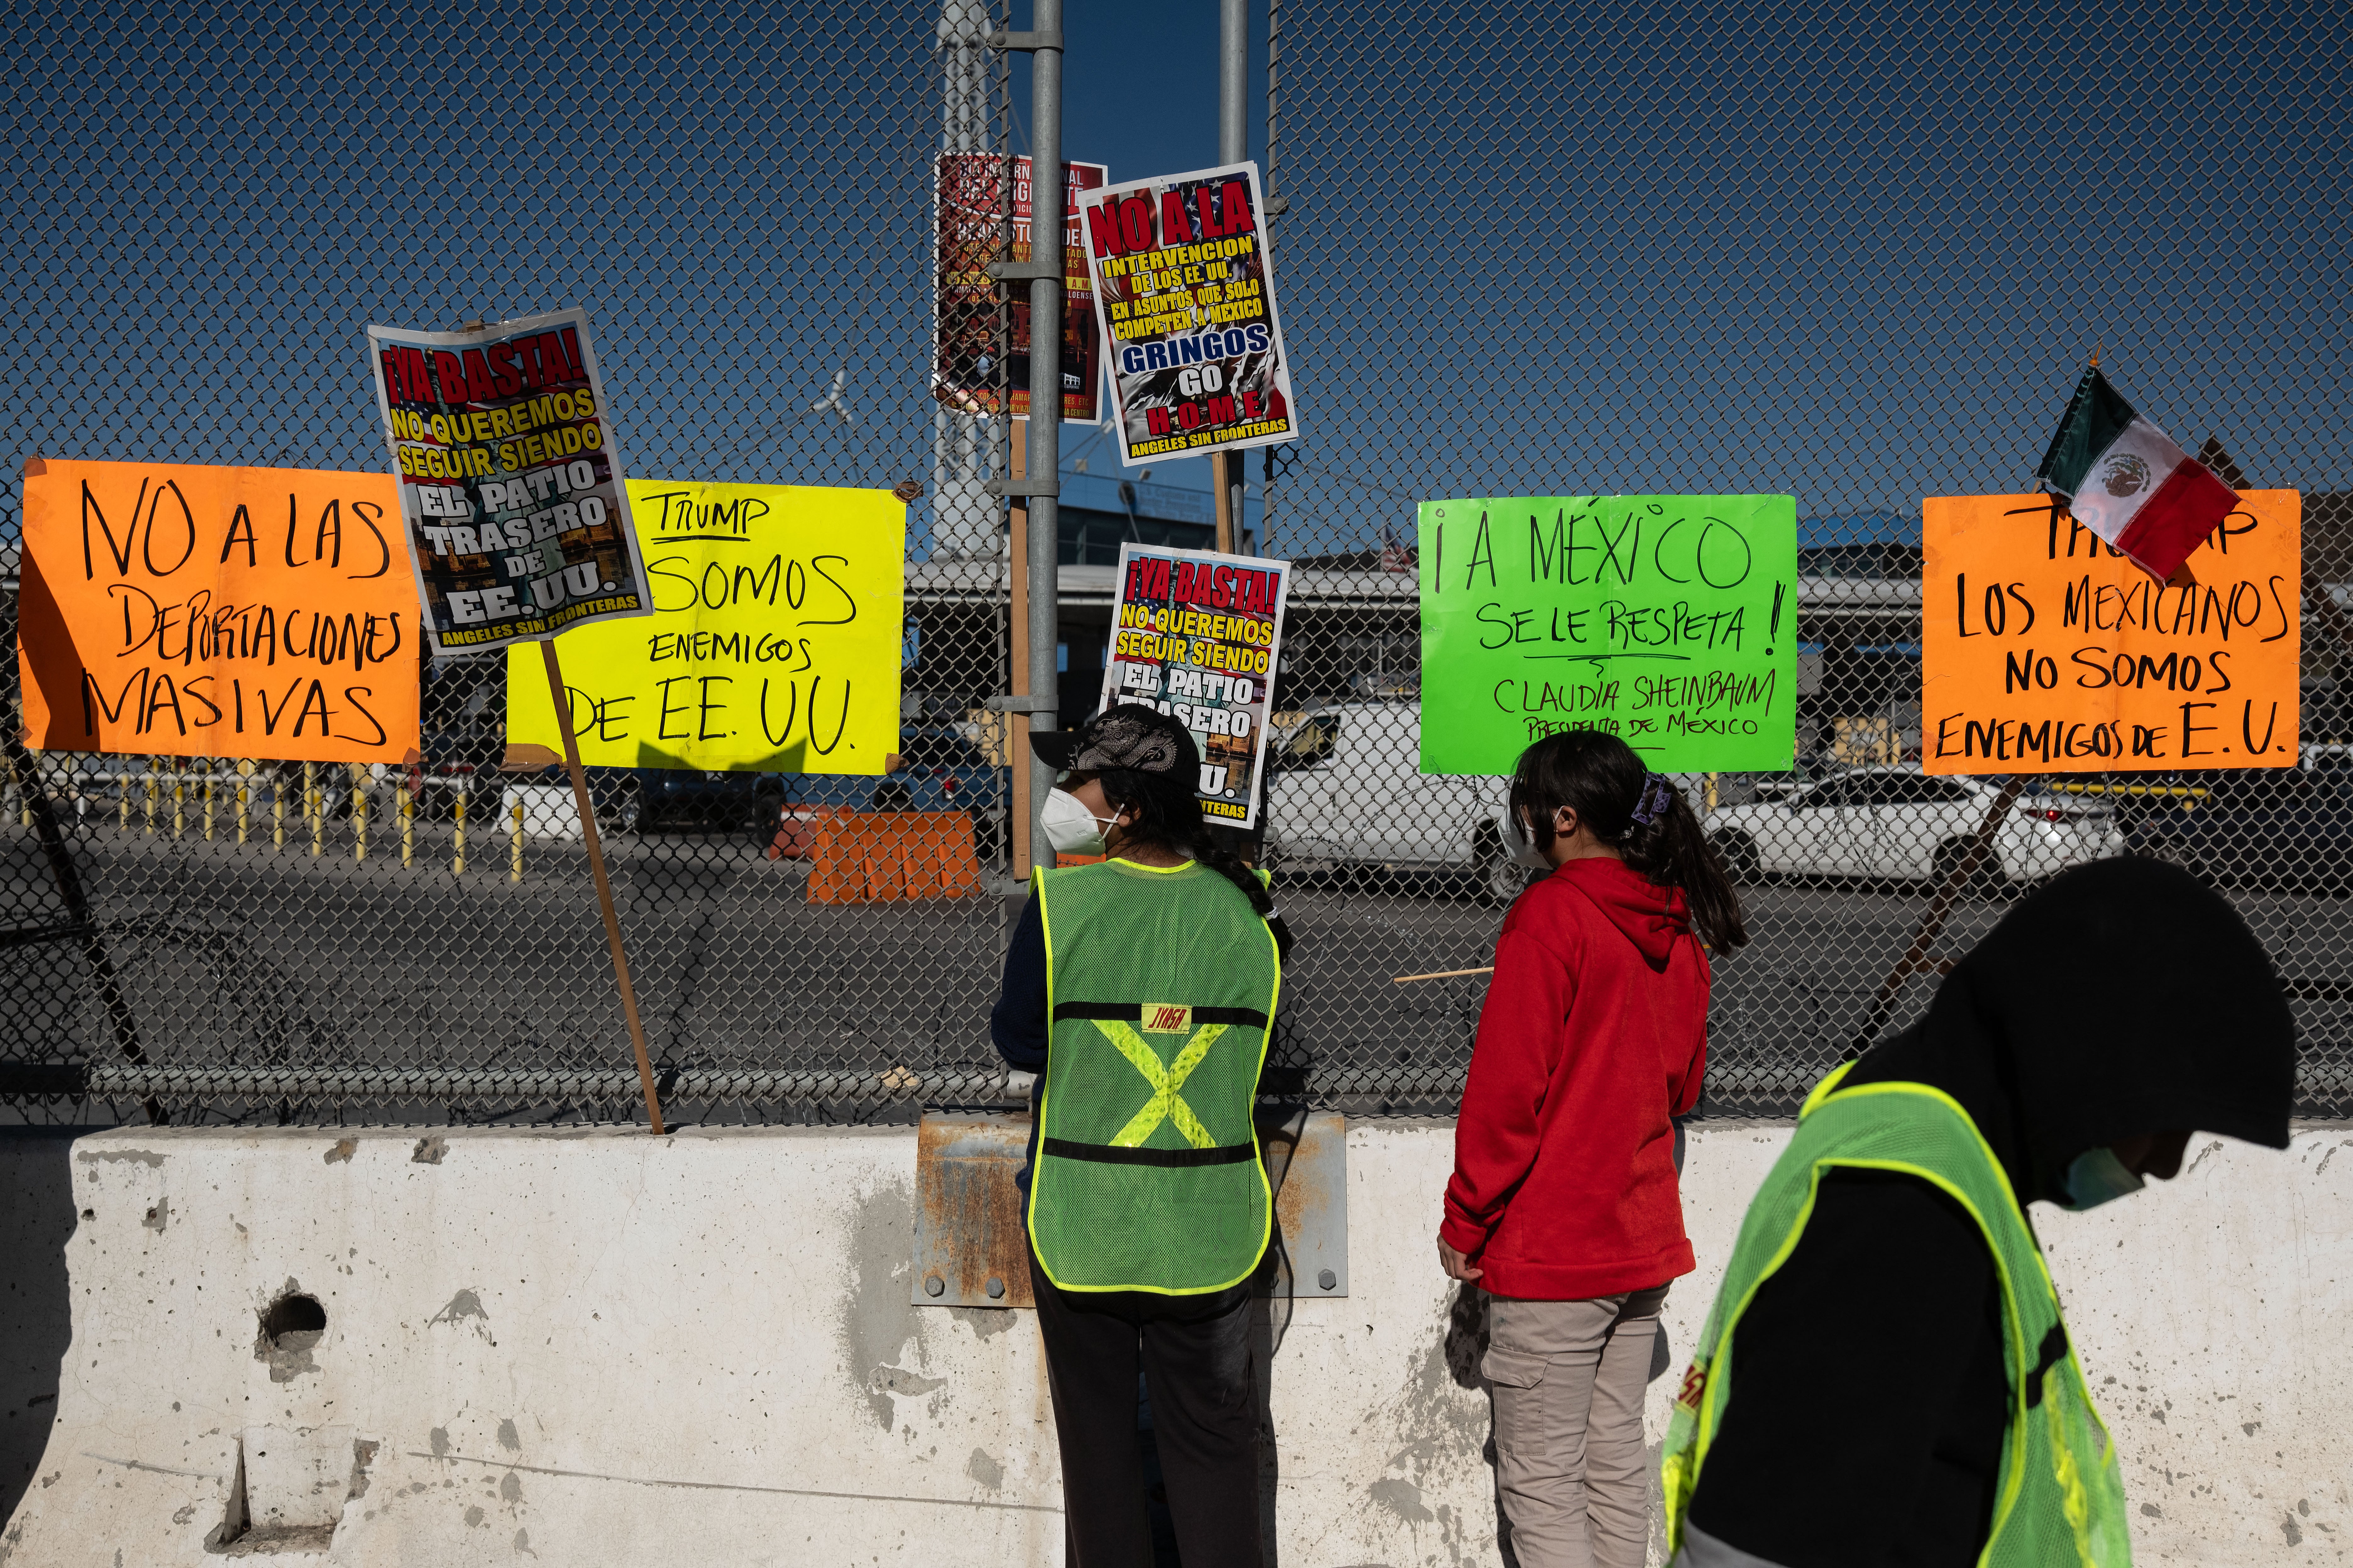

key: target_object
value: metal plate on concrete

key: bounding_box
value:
[1257,1110,1348,1298]
[911,1113,1036,1309]
[911,1109,1349,1308]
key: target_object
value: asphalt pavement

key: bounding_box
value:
[3,812,2348,1121]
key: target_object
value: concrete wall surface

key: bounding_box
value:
[0,1118,2345,1567]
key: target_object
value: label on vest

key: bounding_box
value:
[1143,1003,1193,1033]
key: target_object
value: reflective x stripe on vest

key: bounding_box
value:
[1027,861,1281,1295]
[1659,1064,2133,1568]
[1099,1017,1225,1147]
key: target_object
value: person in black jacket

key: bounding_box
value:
[1678,858,2294,1566]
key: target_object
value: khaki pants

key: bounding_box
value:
[1482,1285,1670,1568]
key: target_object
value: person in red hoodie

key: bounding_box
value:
[1438,729,1749,1568]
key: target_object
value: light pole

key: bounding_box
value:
[931,0,998,558]
[1213,0,1248,554]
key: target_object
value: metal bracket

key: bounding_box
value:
[985,28,1062,50]
[984,695,1055,713]
[985,259,1061,282]
[984,477,1060,498]
[910,1109,1349,1309]
[1264,195,1292,216]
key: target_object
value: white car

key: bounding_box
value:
[1261,701,1524,903]
[1706,765,2124,889]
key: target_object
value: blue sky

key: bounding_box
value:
[4,0,2347,562]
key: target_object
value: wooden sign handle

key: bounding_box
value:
[541,639,666,1134]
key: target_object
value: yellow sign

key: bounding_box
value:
[507,480,905,772]
[1921,491,2299,774]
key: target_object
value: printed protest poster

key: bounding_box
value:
[1418,496,1798,773]
[1099,543,1291,826]
[1921,492,2300,773]
[1079,161,1299,463]
[367,307,652,654]
[935,155,1107,420]
[504,480,906,772]
[17,458,419,761]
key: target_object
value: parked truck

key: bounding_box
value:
[1261,700,1526,904]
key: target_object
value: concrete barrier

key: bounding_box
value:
[0,1119,2347,1565]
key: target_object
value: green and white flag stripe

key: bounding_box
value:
[2035,368,2238,580]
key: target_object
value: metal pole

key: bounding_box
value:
[1213,0,1248,554]
[1220,0,1247,163]
[1024,0,1064,878]
[933,0,996,557]
[1261,0,1284,555]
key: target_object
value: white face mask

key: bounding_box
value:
[1039,787,1119,856]
[1503,809,1553,869]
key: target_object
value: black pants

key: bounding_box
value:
[1029,1249,1262,1568]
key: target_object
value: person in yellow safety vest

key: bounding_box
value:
[1662,858,2293,1567]
[990,704,1292,1568]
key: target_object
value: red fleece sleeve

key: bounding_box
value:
[1440,920,1573,1257]
[1672,936,1708,1118]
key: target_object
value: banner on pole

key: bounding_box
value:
[505,480,906,773]
[1921,492,2300,773]
[1098,543,1291,827]
[1079,161,1300,464]
[934,155,1107,421]
[1417,495,1799,774]
[366,307,653,655]
[17,458,420,762]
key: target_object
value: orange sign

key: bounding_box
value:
[18,459,421,761]
[1921,491,2299,774]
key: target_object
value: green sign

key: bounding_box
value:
[1418,495,1799,774]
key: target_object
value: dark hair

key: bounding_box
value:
[1507,730,1748,955]
[1095,767,1293,963]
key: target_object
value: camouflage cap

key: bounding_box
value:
[1028,703,1201,777]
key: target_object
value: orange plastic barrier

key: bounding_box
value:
[807,811,983,903]
[768,806,849,862]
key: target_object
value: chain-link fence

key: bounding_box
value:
[1259,0,2353,1117]
[5,0,2351,1126]
[0,0,1033,1126]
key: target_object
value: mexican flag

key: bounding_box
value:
[2035,368,2239,582]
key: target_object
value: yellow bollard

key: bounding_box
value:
[453,788,468,876]
[172,766,186,840]
[144,759,159,836]
[273,769,287,850]
[400,785,416,869]
[509,797,525,884]
[306,761,322,858]
[352,763,368,863]
[236,760,253,846]
[201,759,216,842]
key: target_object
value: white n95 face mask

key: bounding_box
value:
[1503,809,1551,869]
[1039,788,1118,856]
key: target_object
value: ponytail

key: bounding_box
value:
[1096,767,1294,963]
[1507,731,1749,955]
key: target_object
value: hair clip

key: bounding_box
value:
[1630,776,1676,826]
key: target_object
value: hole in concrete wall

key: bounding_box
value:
[260,1293,326,1348]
